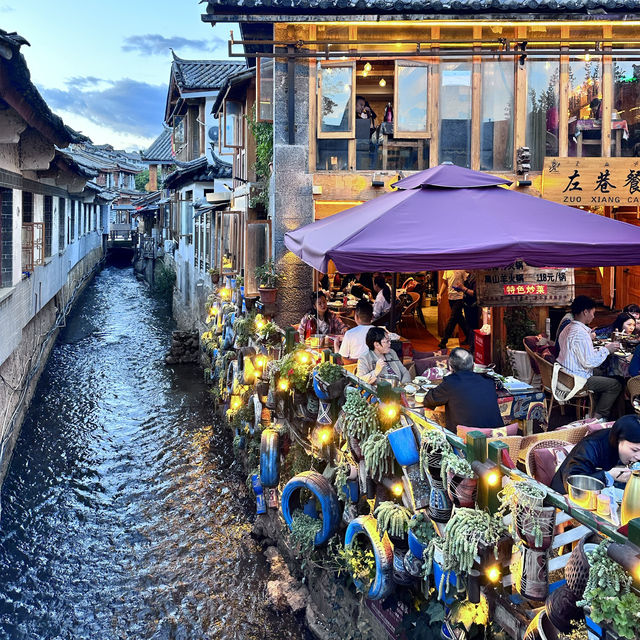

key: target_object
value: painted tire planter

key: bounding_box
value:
[259,428,280,487]
[344,515,394,601]
[387,424,420,467]
[446,471,478,509]
[523,611,559,640]
[281,471,341,546]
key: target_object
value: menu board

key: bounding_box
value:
[476,261,574,307]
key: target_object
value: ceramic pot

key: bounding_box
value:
[564,532,602,599]
[545,584,583,633]
[518,547,549,601]
[516,506,557,550]
[428,486,452,523]
[523,611,559,640]
[446,471,478,508]
[258,287,277,304]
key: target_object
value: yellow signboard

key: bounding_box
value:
[542,157,640,206]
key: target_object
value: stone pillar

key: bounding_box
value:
[272,55,314,329]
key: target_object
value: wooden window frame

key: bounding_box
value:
[317,61,356,140]
[394,60,431,139]
[256,58,274,123]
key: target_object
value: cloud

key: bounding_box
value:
[41,77,166,139]
[122,34,223,56]
[0,5,15,11]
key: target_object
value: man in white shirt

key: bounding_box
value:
[339,300,375,360]
[557,295,622,419]
[438,270,470,349]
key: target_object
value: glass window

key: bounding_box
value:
[246,222,270,295]
[526,60,560,171]
[224,101,243,148]
[395,61,429,136]
[568,57,603,157]
[481,60,514,171]
[439,61,472,167]
[612,60,639,157]
[318,63,354,138]
[316,139,349,171]
[257,58,273,123]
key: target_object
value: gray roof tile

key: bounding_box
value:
[203,0,640,14]
[142,127,174,162]
[171,53,245,92]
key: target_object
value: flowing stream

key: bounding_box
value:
[0,265,307,640]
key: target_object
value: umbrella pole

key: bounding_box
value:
[390,273,397,332]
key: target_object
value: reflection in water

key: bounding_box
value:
[0,267,306,640]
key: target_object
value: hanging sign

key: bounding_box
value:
[542,156,640,205]
[476,260,574,307]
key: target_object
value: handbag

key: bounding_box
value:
[551,362,587,403]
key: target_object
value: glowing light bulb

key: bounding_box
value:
[385,406,398,419]
[362,70,368,77]
[487,471,500,487]
[279,378,289,391]
[584,52,591,62]
[298,352,310,364]
[219,287,230,299]
[319,428,332,444]
[486,565,501,583]
[256,320,266,330]
[231,398,241,409]
[379,78,386,87]
[392,482,403,497]
[255,356,266,368]
[364,62,372,72]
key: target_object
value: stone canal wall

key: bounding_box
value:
[0,247,103,489]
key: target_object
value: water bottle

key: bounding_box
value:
[251,473,266,514]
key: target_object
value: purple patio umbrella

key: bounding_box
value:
[284,164,640,273]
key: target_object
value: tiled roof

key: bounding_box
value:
[66,143,146,173]
[141,127,174,163]
[163,154,231,189]
[171,52,245,92]
[203,0,640,15]
[0,28,88,146]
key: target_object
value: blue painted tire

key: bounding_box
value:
[344,515,394,600]
[260,428,279,487]
[281,471,341,546]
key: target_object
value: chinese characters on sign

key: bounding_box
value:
[543,157,640,205]
[477,261,574,306]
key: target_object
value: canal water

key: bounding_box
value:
[0,266,308,640]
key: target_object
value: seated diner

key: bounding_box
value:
[557,295,621,419]
[357,327,410,385]
[551,414,640,494]
[339,300,375,361]
[422,347,503,434]
[298,291,347,343]
[594,311,636,339]
[372,275,391,319]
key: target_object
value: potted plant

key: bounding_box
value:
[407,510,436,561]
[341,387,380,460]
[419,428,453,481]
[577,540,640,640]
[208,267,220,284]
[361,431,393,481]
[313,361,346,400]
[255,260,281,304]
[504,306,537,381]
[436,507,506,599]
[499,481,550,549]
[256,320,281,347]
[373,501,412,540]
[441,451,477,509]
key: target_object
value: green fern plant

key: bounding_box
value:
[289,510,322,558]
[361,431,392,481]
[374,501,412,538]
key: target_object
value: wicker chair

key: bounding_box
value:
[525,438,575,483]
[523,340,594,421]
[628,375,640,416]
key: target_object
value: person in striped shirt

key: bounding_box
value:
[557,296,622,419]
